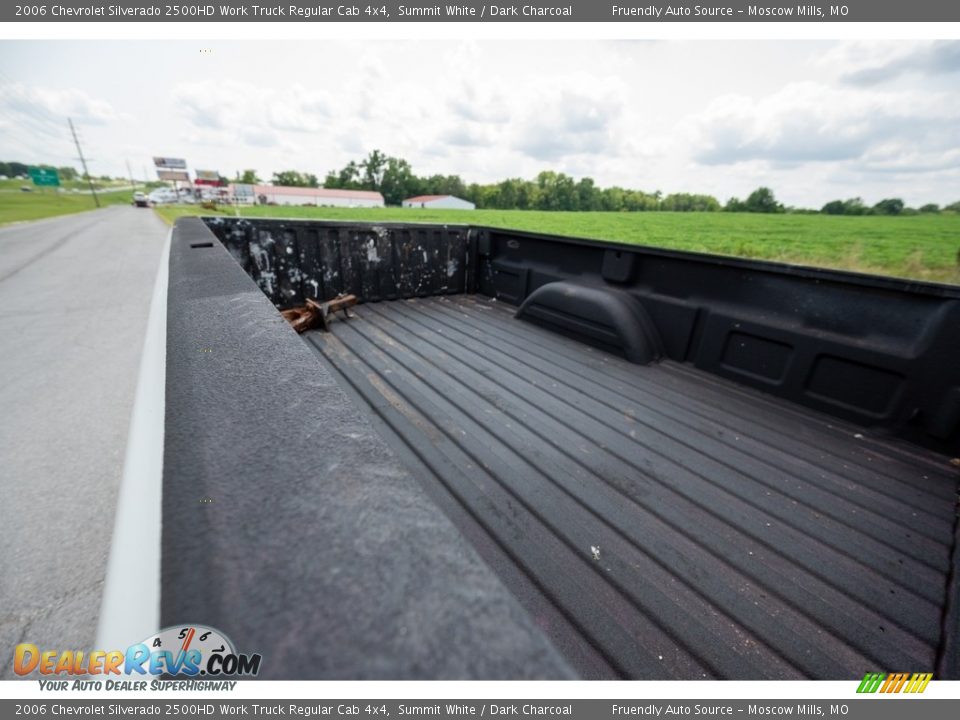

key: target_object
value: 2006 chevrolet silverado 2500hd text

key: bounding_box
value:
[97,216,960,680]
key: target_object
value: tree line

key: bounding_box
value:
[234,151,960,215]
[6,157,956,214]
[1,161,81,181]
[0,161,131,183]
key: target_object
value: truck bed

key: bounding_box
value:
[306,294,958,680]
[145,217,960,680]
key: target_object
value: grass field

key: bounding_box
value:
[155,204,960,285]
[0,187,136,225]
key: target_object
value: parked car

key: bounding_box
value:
[148,188,194,204]
[132,191,149,208]
[147,188,177,205]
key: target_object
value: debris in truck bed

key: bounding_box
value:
[281,294,358,333]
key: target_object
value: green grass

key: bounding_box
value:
[0,187,137,225]
[154,205,960,285]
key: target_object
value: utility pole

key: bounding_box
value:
[126,159,136,189]
[68,117,100,208]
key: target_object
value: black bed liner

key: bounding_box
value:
[167,216,960,680]
[305,294,959,680]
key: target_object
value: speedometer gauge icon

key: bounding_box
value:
[136,625,236,675]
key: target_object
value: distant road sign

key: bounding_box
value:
[28,167,60,187]
[153,157,187,169]
[157,170,191,182]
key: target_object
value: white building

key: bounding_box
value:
[241,185,385,208]
[402,194,476,210]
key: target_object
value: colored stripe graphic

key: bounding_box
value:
[857,672,932,693]
[908,673,933,693]
[857,672,886,693]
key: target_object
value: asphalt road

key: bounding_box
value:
[0,206,167,675]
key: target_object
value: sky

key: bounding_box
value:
[0,39,958,208]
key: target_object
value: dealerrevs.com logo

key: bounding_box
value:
[13,625,261,681]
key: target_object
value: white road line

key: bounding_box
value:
[96,229,170,650]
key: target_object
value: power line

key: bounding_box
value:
[69,117,100,208]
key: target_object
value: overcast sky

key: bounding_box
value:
[0,39,958,207]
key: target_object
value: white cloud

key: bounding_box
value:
[437,74,629,164]
[173,80,332,137]
[173,80,245,131]
[687,82,960,171]
[512,88,619,161]
[822,40,960,86]
[265,85,332,132]
[440,125,493,148]
[3,40,958,206]
[1,82,118,127]
[0,79,123,166]
[446,85,511,124]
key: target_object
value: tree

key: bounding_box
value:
[0,161,29,178]
[494,178,521,209]
[58,166,78,181]
[918,203,940,214]
[360,150,388,189]
[271,170,318,188]
[842,197,868,216]
[662,192,721,212]
[944,201,960,213]
[872,198,904,216]
[422,174,467,198]
[324,161,362,190]
[535,171,561,210]
[724,197,746,212]
[744,187,783,213]
[237,169,259,184]
[379,157,418,205]
[576,177,602,211]
[823,198,881,216]
[622,190,649,211]
[555,173,578,210]
[600,186,625,211]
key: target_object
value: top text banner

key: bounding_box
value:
[5,1,960,23]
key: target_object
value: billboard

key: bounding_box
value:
[153,157,187,169]
[157,169,191,182]
[195,169,221,185]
